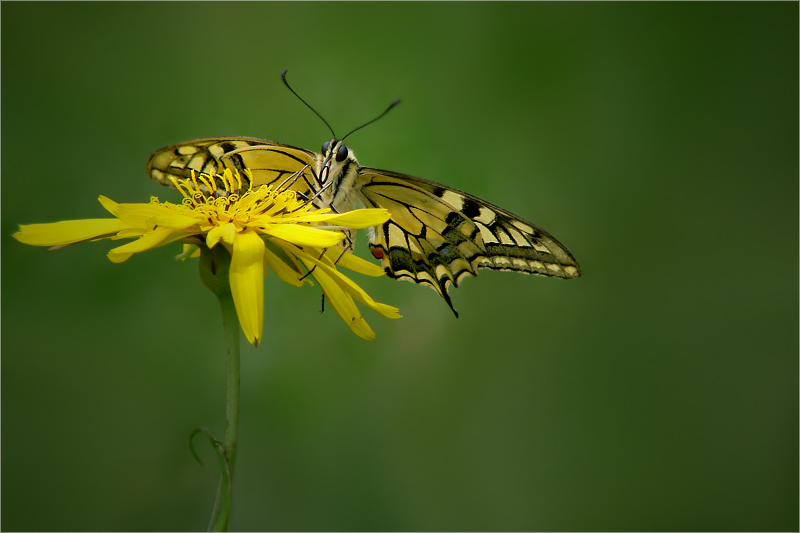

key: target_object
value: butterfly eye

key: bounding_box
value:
[336,144,349,162]
[322,141,330,154]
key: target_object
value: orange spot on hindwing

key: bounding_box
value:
[370,245,385,260]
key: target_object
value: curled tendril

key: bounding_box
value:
[189,426,225,466]
[188,426,233,531]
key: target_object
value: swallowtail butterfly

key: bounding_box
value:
[147,73,581,316]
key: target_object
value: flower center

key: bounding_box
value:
[163,169,319,230]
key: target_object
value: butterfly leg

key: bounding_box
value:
[296,248,329,282]
[331,248,347,266]
[297,179,334,210]
[273,164,310,192]
[298,264,317,281]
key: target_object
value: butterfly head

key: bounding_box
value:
[321,139,351,164]
[317,139,359,189]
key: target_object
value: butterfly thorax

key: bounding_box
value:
[315,139,363,213]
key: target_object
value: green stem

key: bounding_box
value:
[200,245,241,532]
[220,291,240,482]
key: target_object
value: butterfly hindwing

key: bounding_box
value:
[356,168,580,315]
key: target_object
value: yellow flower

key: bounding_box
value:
[14,169,400,344]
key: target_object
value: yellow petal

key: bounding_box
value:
[152,215,200,230]
[281,212,341,223]
[262,224,344,248]
[303,261,376,341]
[291,208,391,229]
[207,223,236,249]
[263,245,305,287]
[99,196,174,228]
[113,228,148,239]
[322,248,386,277]
[14,219,130,247]
[230,230,265,346]
[107,227,174,263]
[98,196,120,215]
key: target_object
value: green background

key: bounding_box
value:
[2,2,797,531]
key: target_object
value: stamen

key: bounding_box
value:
[190,170,202,195]
[170,177,193,202]
[197,173,215,194]
[218,170,228,192]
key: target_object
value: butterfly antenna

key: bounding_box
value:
[342,99,401,141]
[281,69,336,138]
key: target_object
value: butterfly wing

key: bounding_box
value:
[356,168,580,316]
[146,137,320,197]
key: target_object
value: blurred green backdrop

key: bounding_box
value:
[2,2,797,531]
